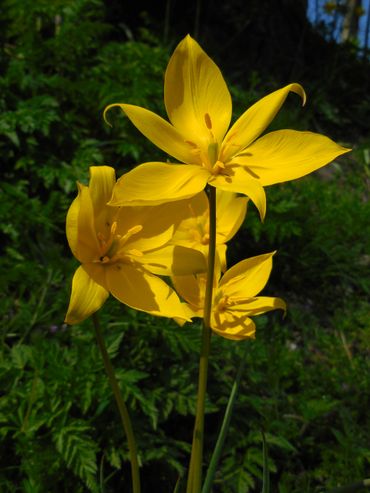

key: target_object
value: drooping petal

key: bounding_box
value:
[210,170,266,221]
[88,166,117,236]
[220,252,275,298]
[137,245,206,276]
[164,35,232,149]
[109,163,210,206]
[230,130,351,186]
[227,296,286,316]
[65,266,109,324]
[105,263,192,321]
[66,183,100,263]
[216,190,248,243]
[221,83,306,162]
[104,103,196,164]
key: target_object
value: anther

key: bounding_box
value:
[204,113,212,129]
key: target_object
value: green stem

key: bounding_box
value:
[187,185,217,493]
[202,354,246,493]
[92,313,141,493]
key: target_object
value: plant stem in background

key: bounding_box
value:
[187,185,217,493]
[202,353,246,493]
[92,313,141,493]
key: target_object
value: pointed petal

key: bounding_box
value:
[231,130,351,186]
[138,245,206,276]
[210,170,266,221]
[109,163,210,206]
[65,266,109,324]
[220,252,275,298]
[228,296,286,316]
[222,83,306,161]
[164,35,232,148]
[66,183,100,262]
[216,190,248,243]
[104,103,196,164]
[105,263,192,321]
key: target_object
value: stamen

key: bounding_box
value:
[126,249,143,257]
[204,113,212,129]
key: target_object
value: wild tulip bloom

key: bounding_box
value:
[169,190,248,270]
[105,35,350,219]
[65,166,205,324]
[172,252,286,340]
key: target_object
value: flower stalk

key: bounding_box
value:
[187,185,217,493]
[92,313,141,493]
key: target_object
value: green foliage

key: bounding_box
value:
[0,0,369,492]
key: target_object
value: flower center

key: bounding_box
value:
[97,222,143,264]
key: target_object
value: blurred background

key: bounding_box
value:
[0,1,369,492]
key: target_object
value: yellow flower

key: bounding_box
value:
[105,35,350,220]
[65,166,205,324]
[172,252,286,340]
[169,190,248,270]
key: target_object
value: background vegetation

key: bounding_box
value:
[0,0,369,492]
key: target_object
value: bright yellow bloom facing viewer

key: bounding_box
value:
[173,252,286,340]
[65,166,205,324]
[105,35,350,219]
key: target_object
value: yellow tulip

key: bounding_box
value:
[65,166,205,324]
[106,35,350,220]
[172,252,286,340]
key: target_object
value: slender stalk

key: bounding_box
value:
[202,354,246,493]
[187,185,217,493]
[92,313,141,493]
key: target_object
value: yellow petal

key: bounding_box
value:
[216,190,248,243]
[105,263,192,321]
[65,266,109,324]
[228,296,286,316]
[220,252,275,298]
[66,183,100,262]
[172,273,205,313]
[104,103,195,164]
[231,130,351,186]
[211,312,256,340]
[138,245,206,276]
[210,171,266,221]
[164,35,232,149]
[88,166,117,236]
[65,193,80,259]
[222,83,306,162]
[109,163,210,206]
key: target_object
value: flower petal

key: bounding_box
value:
[138,245,206,276]
[109,163,210,206]
[65,266,109,324]
[66,183,100,262]
[216,190,248,243]
[228,296,286,316]
[105,263,192,321]
[164,35,232,149]
[88,166,117,236]
[210,170,266,221]
[104,103,195,164]
[220,252,275,298]
[172,273,206,314]
[222,83,306,162]
[231,130,351,186]
[211,312,256,340]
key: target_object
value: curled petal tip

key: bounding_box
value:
[103,103,120,127]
